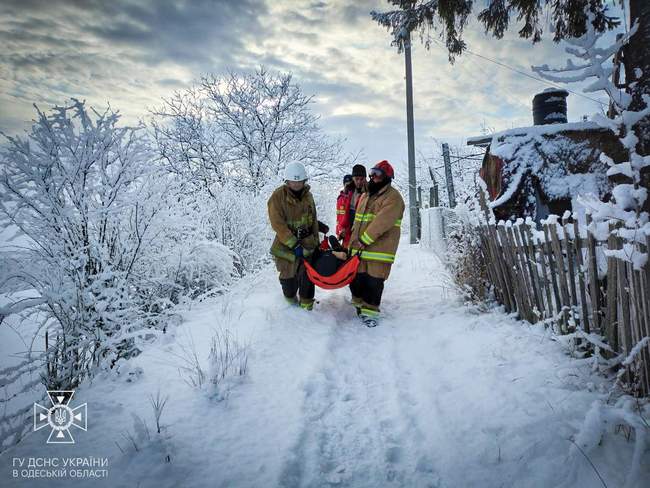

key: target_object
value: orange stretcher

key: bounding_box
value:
[303,254,360,290]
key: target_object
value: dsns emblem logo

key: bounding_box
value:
[34,391,87,444]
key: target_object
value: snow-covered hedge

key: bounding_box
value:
[0,100,240,391]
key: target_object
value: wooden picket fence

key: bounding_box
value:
[478,196,650,397]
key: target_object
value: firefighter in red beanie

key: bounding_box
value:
[348,160,405,327]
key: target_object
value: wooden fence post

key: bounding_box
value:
[497,224,522,316]
[572,219,590,333]
[605,225,619,353]
[639,235,650,396]
[509,225,535,322]
[549,222,572,333]
[479,233,500,303]
[616,239,632,386]
[478,190,514,312]
[543,223,564,331]
[486,225,513,312]
[562,216,579,329]
[519,223,543,321]
[629,256,650,396]
[585,214,602,333]
[530,225,553,320]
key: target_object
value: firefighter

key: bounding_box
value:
[267,162,320,310]
[335,175,354,247]
[348,160,405,327]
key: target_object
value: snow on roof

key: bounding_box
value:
[466,134,492,147]
[467,121,604,148]
[489,120,603,141]
[488,121,612,206]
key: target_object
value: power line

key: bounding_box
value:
[450,153,484,160]
[431,158,482,171]
[431,38,608,107]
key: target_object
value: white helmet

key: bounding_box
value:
[284,162,308,182]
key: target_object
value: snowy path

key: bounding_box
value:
[278,311,439,488]
[2,243,647,487]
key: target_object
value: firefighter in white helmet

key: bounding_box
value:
[267,162,320,310]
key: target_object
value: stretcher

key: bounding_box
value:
[303,254,360,290]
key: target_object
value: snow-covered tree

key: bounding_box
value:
[0,100,250,448]
[150,85,228,194]
[152,67,346,194]
[0,100,176,389]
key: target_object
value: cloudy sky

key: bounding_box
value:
[0,0,614,173]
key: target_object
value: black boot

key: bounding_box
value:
[362,316,378,328]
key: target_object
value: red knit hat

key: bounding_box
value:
[372,160,394,179]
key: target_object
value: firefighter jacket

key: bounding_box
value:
[268,184,320,263]
[335,189,353,246]
[349,183,405,269]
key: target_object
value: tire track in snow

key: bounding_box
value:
[278,306,441,488]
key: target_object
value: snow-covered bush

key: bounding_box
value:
[0,100,173,388]
[0,100,238,394]
[565,397,650,488]
[133,185,240,302]
[445,208,490,303]
[200,182,271,275]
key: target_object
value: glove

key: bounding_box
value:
[328,235,344,252]
[293,245,304,258]
[296,227,311,240]
[318,221,329,234]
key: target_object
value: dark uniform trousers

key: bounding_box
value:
[279,258,315,304]
[349,272,384,313]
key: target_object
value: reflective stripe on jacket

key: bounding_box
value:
[349,184,404,264]
[267,184,319,262]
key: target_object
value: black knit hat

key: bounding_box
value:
[352,164,366,177]
[343,174,353,185]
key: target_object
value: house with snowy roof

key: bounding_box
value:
[468,89,626,222]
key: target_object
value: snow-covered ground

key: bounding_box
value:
[1,243,648,487]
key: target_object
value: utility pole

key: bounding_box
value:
[429,187,438,207]
[428,166,439,207]
[404,31,418,244]
[442,143,456,208]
